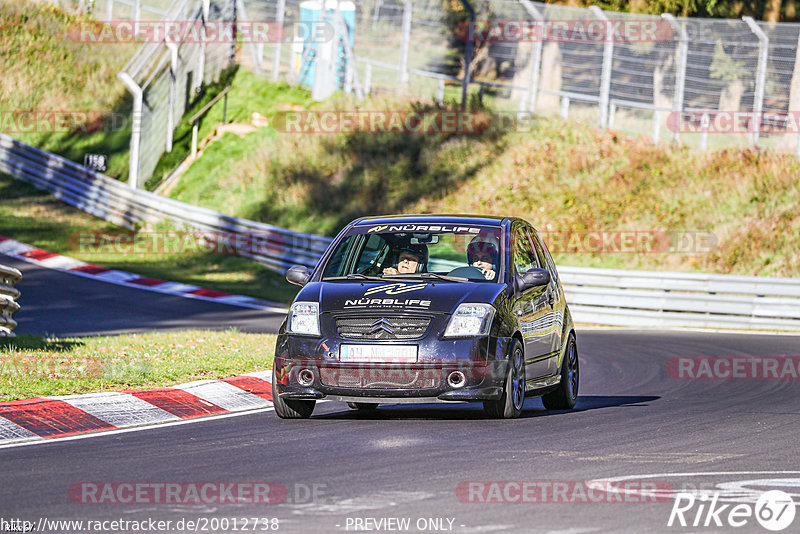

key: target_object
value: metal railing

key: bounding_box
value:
[117,0,237,189]
[0,264,22,337]
[189,85,232,159]
[558,266,800,331]
[245,0,800,157]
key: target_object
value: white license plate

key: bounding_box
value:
[340,344,418,363]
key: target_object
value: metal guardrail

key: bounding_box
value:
[0,133,331,273]
[0,264,22,337]
[2,134,799,330]
[559,266,800,331]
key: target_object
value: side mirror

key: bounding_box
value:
[517,268,550,292]
[286,265,311,287]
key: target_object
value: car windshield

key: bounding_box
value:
[322,223,503,282]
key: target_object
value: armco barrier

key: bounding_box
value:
[559,266,800,331]
[1,134,799,330]
[0,263,22,337]
[0,133,331,273]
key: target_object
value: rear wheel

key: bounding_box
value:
[272,378,315,419]
[347,402,379,411]
[483,339,525,419]
[542,334,579,410]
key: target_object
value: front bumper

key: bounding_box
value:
[273,334,512,403]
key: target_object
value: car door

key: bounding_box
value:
[530,227,564,376]
[510,223,552,379]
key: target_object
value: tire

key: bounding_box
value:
[483,339,526,419]
[272,378,315,419]
[347,402,379,411]
[542,334,579,410]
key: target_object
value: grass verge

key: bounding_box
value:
[0,330,276,401]
[167,88,800,278]
[0,173,300,303]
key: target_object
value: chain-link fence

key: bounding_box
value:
[47,0,800,187]
[115,0,236,188]
[243,0,800,157]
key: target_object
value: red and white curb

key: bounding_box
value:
[0,371,275,446]
[0,235,288,313]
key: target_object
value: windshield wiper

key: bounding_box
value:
[418,273,469,283]
[323,274,386,281]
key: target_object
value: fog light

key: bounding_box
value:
[447,370,466,388]
[297,368,314,387]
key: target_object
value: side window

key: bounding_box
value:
[531,228,559,284]
[512,227,540,275]
[355,234,388,273]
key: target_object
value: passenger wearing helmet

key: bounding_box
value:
[467,234,500,281]
[383,244,428,275]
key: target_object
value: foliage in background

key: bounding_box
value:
[0,173,300,303]
[0,0,138,179]
[168,82,800,279]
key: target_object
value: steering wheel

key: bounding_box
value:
[447,266,487,280]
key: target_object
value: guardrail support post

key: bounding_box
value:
[191,122,199,159]
[519,0,544,113]
[165,41,179,153]
[590,6,613,129]
[271,0,285,81]
[700,113,710,150]
[608,102,616,128]
[117,72,142,189]
[458,0,475,111]
[106,0,113,20]
[560,96,570,119]
[399,0,412,84]
[436,79,444,105]
[365,64,372,95]
[652,110,661,144]
[743,16,768,146]
[662,14,687,144]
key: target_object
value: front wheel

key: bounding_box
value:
[272,378,315,419]
[542,334,579,410]
[483,339,526,419]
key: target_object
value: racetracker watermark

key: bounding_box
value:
[456,480,674,503]
[0,110,129,134]
[68,482,328,505]
[667,356,800,380]
[461,19,674,43]
[67,20,334,44]
[667,110,800,134]
[273,110,492,134]
[540,231,717,254]
[0,355,104,378]
[68,231,298,258]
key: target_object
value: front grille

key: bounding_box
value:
[319,367,441,389]
[336,316,431,340]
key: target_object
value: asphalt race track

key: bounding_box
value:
[2,253,800,532]
[0,253,285,336]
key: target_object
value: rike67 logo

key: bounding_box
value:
[669,490,796,531]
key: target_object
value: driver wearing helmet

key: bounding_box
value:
[383,243,428,275]
[467,234,500,281]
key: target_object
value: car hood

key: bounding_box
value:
[296,281,507,314]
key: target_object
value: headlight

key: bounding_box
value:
[443,303,495,338]
[288,301,320,336]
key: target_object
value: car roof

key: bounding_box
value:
[351,214,509,227]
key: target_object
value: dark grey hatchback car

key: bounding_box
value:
[273,215,578,419]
